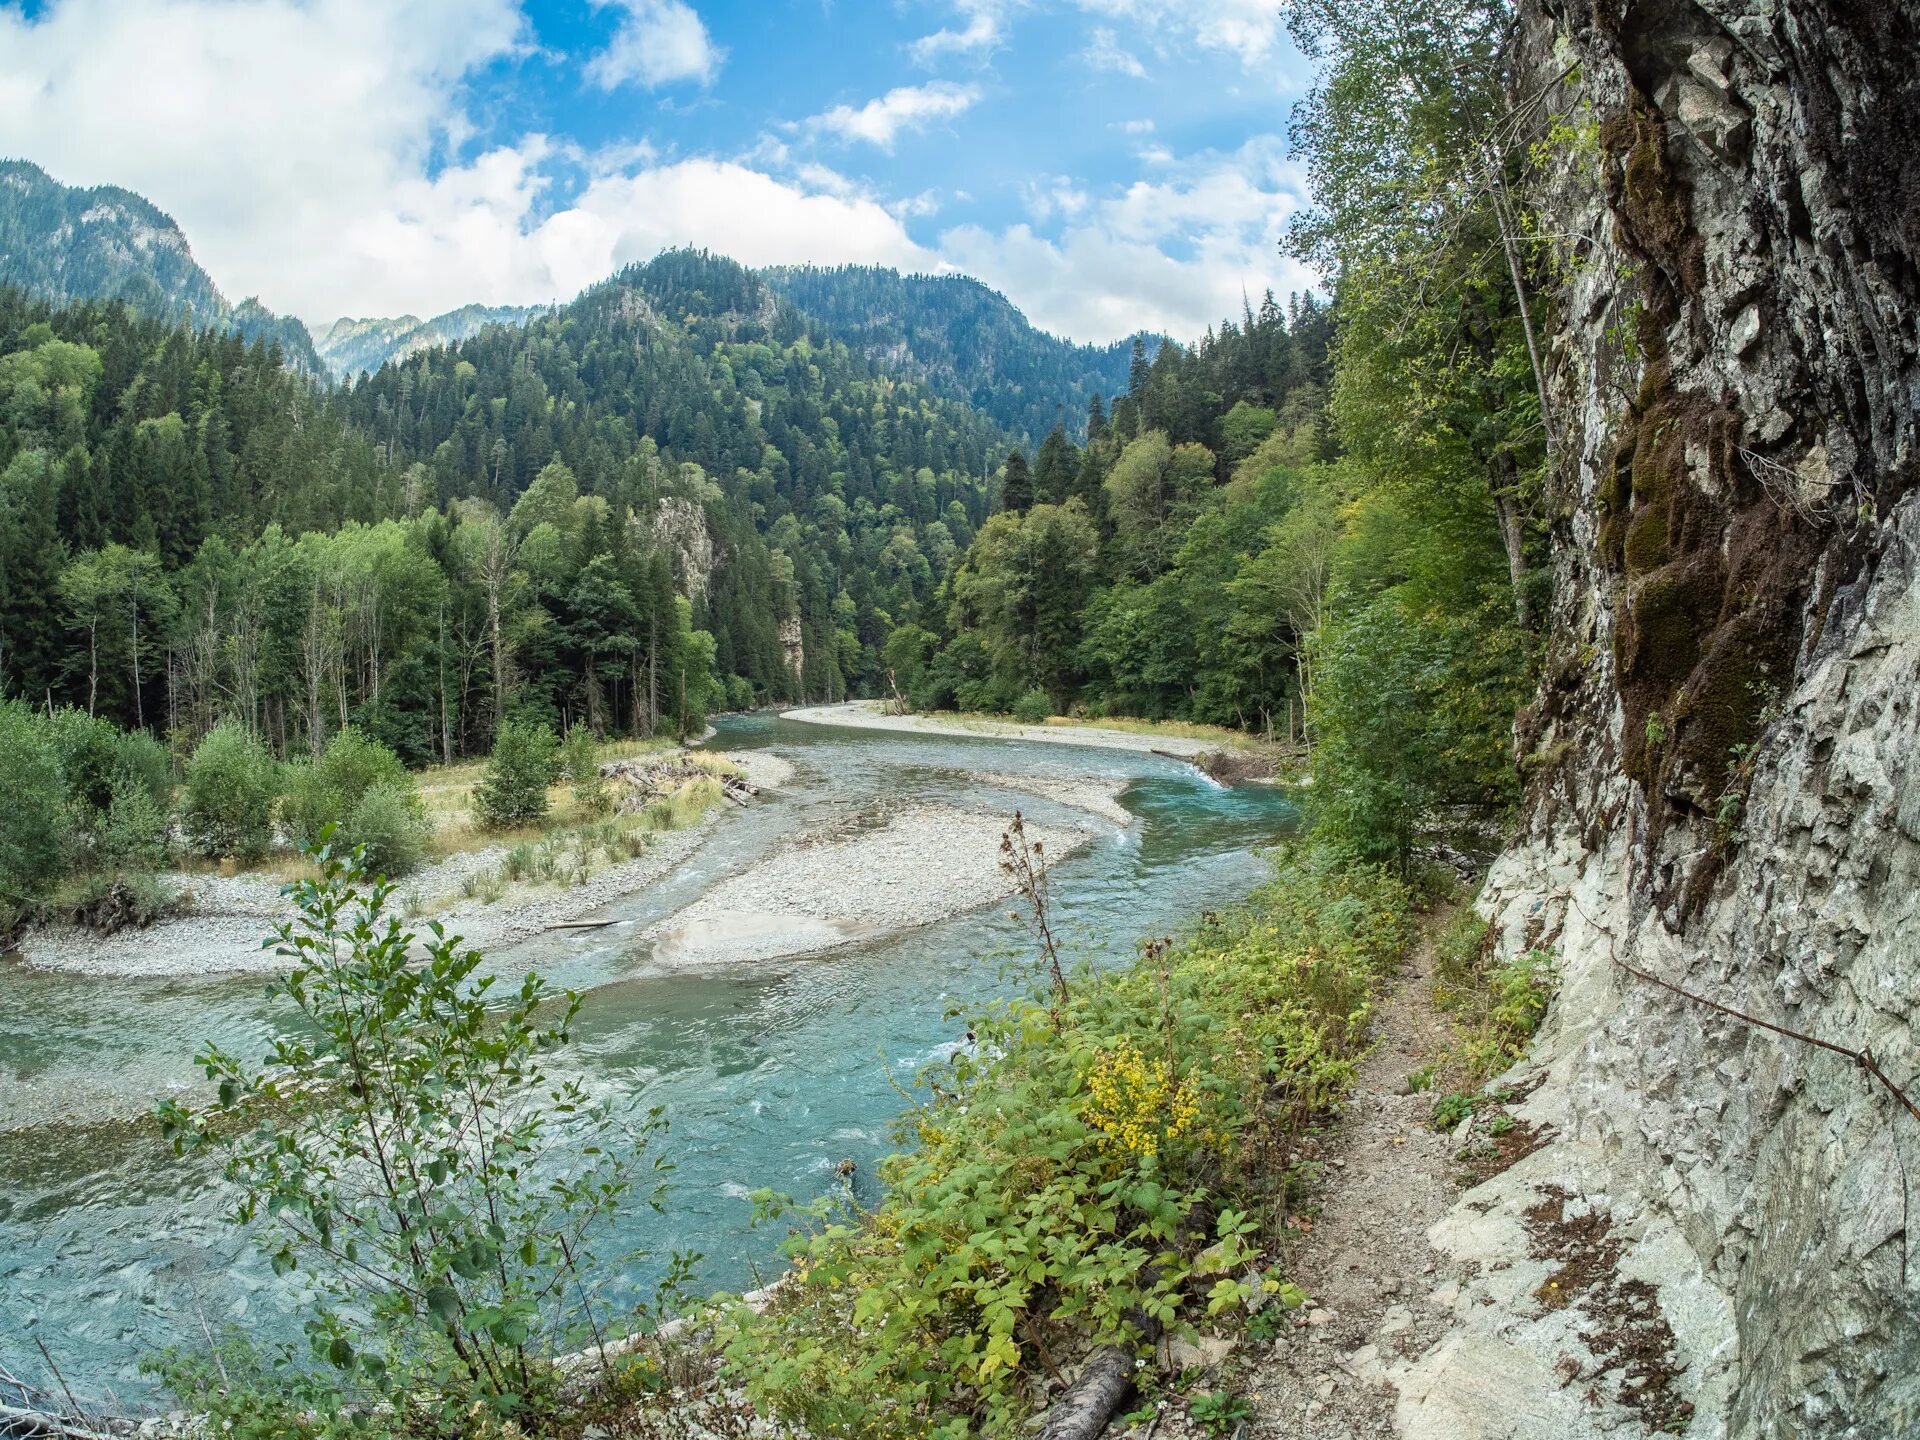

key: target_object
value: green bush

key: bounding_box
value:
[561,726,609,817]
[157,848,661,1425]
[0,702,68,932]
[101,764,170,870]
[1010,688,1052,724]
[181,723,281,861]
[475,720,558,829]
[343,781,427,878]
[281,726,414,849]
[720,846,1416,1437]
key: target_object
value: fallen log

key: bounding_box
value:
[1036,1345,1135,1440]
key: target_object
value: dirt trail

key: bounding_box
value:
[1242,921,1467,1439]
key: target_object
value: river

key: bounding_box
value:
[0,712,1299,1403]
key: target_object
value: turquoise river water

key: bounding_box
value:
[0,712,1299,1405]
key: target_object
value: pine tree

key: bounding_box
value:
[1000,450,1034,514]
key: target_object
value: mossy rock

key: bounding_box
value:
[1669,618,1779,802]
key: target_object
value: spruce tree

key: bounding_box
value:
[1000,450,1034,514]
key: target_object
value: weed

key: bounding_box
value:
[1190,1390,1255,1435]
[1431,1092,1474,1130]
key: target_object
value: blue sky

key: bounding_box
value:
[0,0,1323,342]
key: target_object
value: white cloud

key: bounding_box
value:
[1022,176,1090,224]
[586,0,724,89]
[1081,26,1145,77]
[909,0,1016,61]
[938,136,1316,343]
[544,160,934,276]
[804,81,980,151]
[0,0,531,320]
[0,0,921,322]
[1114,118,1157,135]
[1071,0,1286,68]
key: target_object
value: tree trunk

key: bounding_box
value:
[1036,1346,1135,1440]
[129,595,144,730]
[1490,455,1531,630]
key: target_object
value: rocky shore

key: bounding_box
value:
[649,802,1092,966]
[782,699,1220,757]
[8,745,1120,981]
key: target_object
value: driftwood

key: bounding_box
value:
[598,755,756,812]
[1036,1345,1136,1440]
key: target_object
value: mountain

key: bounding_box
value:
[0,247,1006,753]
[314,302,545,380]
[0,158,324,374]
[762,265,1161,444]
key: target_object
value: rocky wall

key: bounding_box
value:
[1403,1,1920,1434]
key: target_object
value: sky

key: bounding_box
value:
[0,0,1324,344]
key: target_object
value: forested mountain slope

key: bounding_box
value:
[0,248,1006,762]
[314,303,546,381]
[763,264,1159,444]
[0,159,323,374]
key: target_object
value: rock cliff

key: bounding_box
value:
[1400,0,1920,1435]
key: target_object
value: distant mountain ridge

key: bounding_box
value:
[315,303,547,380]
[2,159,1164,438]
[763,265,1162,443]
[0,158,324,374]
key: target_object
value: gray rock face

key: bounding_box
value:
[1406,0,1920,1435]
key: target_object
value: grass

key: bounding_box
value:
[1429,891,1559,1086]
[174,736,724,909]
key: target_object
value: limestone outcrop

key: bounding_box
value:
[1401,1,1920,1434]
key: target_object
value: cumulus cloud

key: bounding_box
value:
[0,0,925,322]
[804,82,981,151]
[585,0,724,90]
[1081,26,1145,77]
[0,0,532,320]
[938,136,1317,343]
[909,0,1018,61]
[1071,0,1287,68]
[549,160,934,276]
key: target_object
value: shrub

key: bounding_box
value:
[0,702,67,933]
[1010,688,1052,724]
[343,781,427,878]
[475,720,558,829]
[180,723,280,861]
[561,726,609,817]
[156,848,664,1425]
[100,764,170,870]
[281,726,414,849]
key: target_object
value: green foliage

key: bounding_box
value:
[1430,1092,1474,1130]
[282,726,418,850]
[1010,688,1052,724]
[1433,904,1558,1082]
[146,1334,349,1440]
[562,727,610,816]
[180,722,281,861]
[1309,563,1529,871]
[100,764,171,870]
[343,782,428,878]
[476,720,559,829]
[155,846,665,1425]
[1191,1390,1256,1435]
[0,701,67,931]
[719,848,1415,1437]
